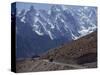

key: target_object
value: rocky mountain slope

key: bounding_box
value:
[17,5,97,40]
[16,31,97,72]
[41,31,97,65]
[14,4,97,58]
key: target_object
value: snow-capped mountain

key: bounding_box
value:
[17,5,97,40]
[14,5,97,58]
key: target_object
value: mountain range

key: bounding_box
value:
[12,5,97,58]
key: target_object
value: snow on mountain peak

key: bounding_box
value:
[16,5,97,40]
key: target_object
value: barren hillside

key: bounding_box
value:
[41,31,97,65]
[16,31,97,72]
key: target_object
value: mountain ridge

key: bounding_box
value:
[16,5,97,40]
[13,5,97,58]
[41,31,97,65]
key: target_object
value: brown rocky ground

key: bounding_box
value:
[16,59,78,73]
[16,31,97,72]
[41,31,97,65]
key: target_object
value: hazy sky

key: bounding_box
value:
[16,2,53,11]
[16,2,97,12]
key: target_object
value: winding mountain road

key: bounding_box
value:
[43,59,86,69]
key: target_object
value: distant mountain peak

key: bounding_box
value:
[16,5,97,40]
